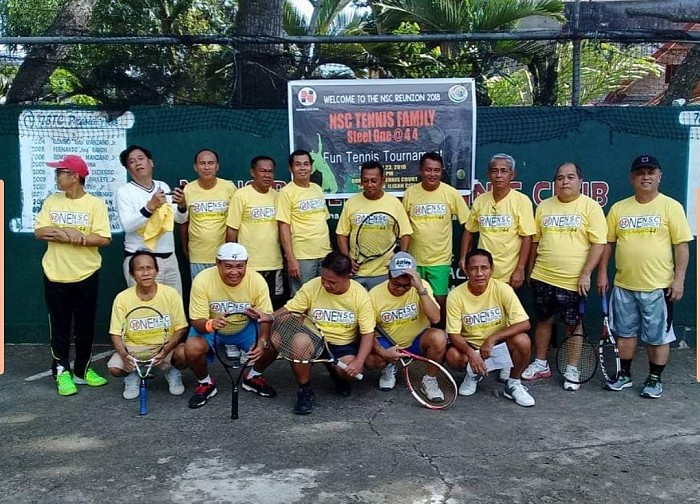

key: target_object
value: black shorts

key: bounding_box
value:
[328,342,359,359]
[531,279,580,326]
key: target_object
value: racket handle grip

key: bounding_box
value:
[336,360,364,381]
[139,381,147,416]
[601,292,608,314]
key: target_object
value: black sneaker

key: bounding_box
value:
[188,381,217,409]
[242,374,277,397]
[293,386,314,415]
[335,380,352,397]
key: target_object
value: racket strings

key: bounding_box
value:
[218,313,252,336]
[404,359,457,406]
[356,217,399,257]
[557,334,598,382]
[271,316,324,361]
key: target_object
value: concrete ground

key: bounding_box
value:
[1,344,699,504]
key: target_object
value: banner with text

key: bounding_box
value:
[288,79,476,199]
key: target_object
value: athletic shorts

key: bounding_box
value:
[531,279,580,326]
[416,264,451,296]
[188,320,259,363]
[354,274,388,291]
[328,342,359,360]
[609,286,676,346]
[376,328,427,355]
[190,263,215,279]
[107,346,174,371]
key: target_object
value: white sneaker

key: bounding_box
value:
[498,367,511,383]
[123,372,140,400]
[504,380,535,407]
[165,367,185,396]
[421,375,444,402]
[379,363,397,391]
[459,373,479,396]
[522,361,552,381]
[563,367,581,391]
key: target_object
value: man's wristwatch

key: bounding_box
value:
[418,288,428,296]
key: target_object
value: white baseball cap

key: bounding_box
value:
[216,242,248,261]
[388,251,415,278]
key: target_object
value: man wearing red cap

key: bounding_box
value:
[35,154,112,396]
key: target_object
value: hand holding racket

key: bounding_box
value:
[121,306,169,416]
[599,292,621,383]
[377,327,457,410]
[354,212,399,266]
[556,298,598,384]
[270,312,364,380]
[211,312,258,420]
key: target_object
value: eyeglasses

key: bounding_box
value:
[389,279,412,290]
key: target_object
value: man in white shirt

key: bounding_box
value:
[116,145,188,295]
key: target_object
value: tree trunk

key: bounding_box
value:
[659,44,700,106]
[528,52,558,106]
[6,0,99,104]
[234,0,288,107]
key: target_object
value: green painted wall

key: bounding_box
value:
[4,105,697,345]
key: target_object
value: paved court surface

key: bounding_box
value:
[1,344,699,504]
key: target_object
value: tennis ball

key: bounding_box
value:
[456,169,466,180]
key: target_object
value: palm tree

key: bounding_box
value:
[284,0,377,79]
[371,0,566,104]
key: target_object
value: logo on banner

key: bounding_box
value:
[448,85,469,103]
[298,87,317,106]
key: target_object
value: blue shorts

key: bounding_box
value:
[188,320,259,362]
[328,342,359,360]
[376,329,427,355]
[610,286,675,346]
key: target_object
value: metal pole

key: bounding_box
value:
[572,0,581,106]
[0,30,699,46]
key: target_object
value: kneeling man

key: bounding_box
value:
[446,249,534,407]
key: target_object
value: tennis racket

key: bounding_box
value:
[599,292,621,383]
[212,313,258,420]
[270,312,364,380]
[377,327,456,410]
[354,211,399,265]
[121,306,169,416]
[555,298,597,384]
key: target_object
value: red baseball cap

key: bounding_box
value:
[46,154,89,177]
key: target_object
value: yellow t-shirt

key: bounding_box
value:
[109,284,188,345]
[446,279,529,349]
[275,182,331,260]
[531,195,607,292]
[189,266,273,320]
[184,178,237,263]
[35,192,112,283]
[607,193,693,291]
[336,193,413,277]
[369,279,435,347]
[227,185,283,271]
[403,182,470,266]
[284,277,375,345]
[465,190,536,282]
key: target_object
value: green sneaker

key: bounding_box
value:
[56,370,78,396]
[73,367,108,387]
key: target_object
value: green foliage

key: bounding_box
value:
[0,0,67,36]
[488,42,662,106]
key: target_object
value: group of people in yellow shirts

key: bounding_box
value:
[35,147,692,414]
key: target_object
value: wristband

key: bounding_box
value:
[205,319,214,333]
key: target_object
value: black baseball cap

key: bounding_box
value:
[631,155,661,172]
